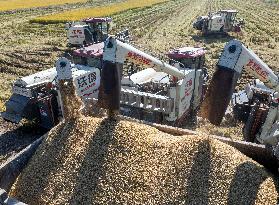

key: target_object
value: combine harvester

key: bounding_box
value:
[1,38,208,129]
[200,39,279,159]
[193,10,244,35]
[66,17,129,47]
[0,37,278,204]
[66,17,112,47]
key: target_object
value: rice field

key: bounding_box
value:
[0,0,86,12]
[32,0,168,23]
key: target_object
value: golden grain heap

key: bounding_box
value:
[58,80,83,120]
[9,116,278,205]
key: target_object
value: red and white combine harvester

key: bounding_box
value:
[66,17,129,47]
[200,39,279,157]
[193,10,244,35]
[66,17,112,47]
[1,37,207,129]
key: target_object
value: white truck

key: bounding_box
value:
[1,37,207,129]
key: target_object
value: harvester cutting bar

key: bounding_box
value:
[1,94,32,123]
[120,89,174,113]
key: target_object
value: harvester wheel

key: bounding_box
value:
[201,20,208,36]
[243,101,260,142]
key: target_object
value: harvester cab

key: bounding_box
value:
[167,47,206,72]
[72,42,104,68]
[66,17,112,47]
[193,10,243,35]
[166,46,208,112]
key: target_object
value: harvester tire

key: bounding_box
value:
[243,101,260,142]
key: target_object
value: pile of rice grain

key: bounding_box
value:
[10,117,278,205]
[58,80,83,120]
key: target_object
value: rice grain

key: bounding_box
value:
[9,117,278,205]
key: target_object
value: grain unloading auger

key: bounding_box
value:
[200,39,279,160]
[97,36,186,117]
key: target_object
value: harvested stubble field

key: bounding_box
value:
[0,1,278,149]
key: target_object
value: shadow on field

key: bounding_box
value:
[69,117,118,204]
[191,33,235,44]
[183,141,279,204]
[227,161,274,204]
[184,141,211,204]
[0,122,44,164]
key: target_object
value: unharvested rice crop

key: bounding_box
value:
[10,117,278,204]
[0,0,86,12]
[32,0,168,23]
